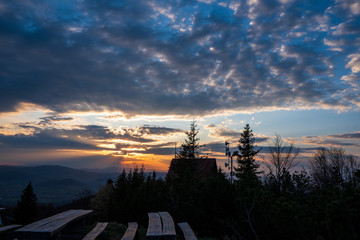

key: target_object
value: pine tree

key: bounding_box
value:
[177,120,204,159]
[234,124,262,240]
[235,124,261,182]
[15,181,38,224]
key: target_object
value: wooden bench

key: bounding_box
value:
[159,212,176,240]
[146,212,162,240]
[178,222,197,240]
[146,212,176,240]
[121,222,138,240]
[15,209,93,240]
[0,224,22,235]
[0,208,5,225]
[83,222,108,240]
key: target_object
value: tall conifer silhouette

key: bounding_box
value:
[15,181,38,224]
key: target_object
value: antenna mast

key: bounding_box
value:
[225,141,236,184]
[174,143,177,159]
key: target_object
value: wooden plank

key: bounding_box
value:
[178,222,197,240]
[159,212,176,240]
[0,208,4,225]
[83,222,108,240]
[15,210,77,239]
[15,209,93,239]
[121,222,138,240]
[16,210,79,232]
[0,224,22,234]
[146,212,162,240]
[34,210,92,234]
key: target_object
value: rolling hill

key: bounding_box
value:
[0,165,119,205]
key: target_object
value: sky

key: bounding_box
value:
[0,0,359,172]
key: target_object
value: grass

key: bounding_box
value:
[106,222,128,240]
[105,222,149,240]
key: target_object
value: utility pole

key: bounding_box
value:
[174,143,177,159]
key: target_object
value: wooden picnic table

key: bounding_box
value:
[178,222,197,240]
[0,224,22,235]
[159,212,176,240]
[15,209,93,240]
[0,208,5,225]
[146,212,162,240]
[121,222,138,240]
[146,212,176,240]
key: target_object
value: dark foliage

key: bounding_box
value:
[235,124,261,183]
[85,125,360,240]
[177,120,205,159]
[15,181,38,224]
[6,125,360,239]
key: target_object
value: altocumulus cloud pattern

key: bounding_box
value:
[0,0,359,115]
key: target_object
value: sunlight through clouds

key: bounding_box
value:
[0,0,359,170]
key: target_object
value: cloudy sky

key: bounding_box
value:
[0,0,359,171]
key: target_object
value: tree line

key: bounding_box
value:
[11,122,360,239]
[89,122,360,239]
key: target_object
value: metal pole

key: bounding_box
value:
[230,155,233,184]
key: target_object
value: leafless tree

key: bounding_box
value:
[266,134,300,192]
[310,146,359,188]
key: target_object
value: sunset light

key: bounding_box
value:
[1,1,360,239]
[0,0,359,172]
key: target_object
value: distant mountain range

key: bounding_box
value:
[0,165,166,206]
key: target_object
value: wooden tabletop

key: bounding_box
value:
[178,222,197,240]
[146,212,162,239]
[15,209,93,239]
[0,224,22,234]
[159,212,176,237]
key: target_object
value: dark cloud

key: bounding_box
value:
[305,138,357,147]
[58,125,157,143]
[0,133,99,150]
[137,125,183,135]
[203,142,226,154]
[39,116,74,125]
[214,128,240,138]
[256,137,270,143]
[18,124,41,131]
[114,141,176,156]
[329,132,360,139]
[0,0,358,115]
[319,139,356,146]
[208,124,269,142]
[204,141,264,155]
[143,147,175,156]
[5,123,183,151]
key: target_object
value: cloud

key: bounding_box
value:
[341,74,360,87]
[207,124,269,142]
[203,142,227,154]
[328,0,360,16]
[137,125,183,135]
[0,133,99,150]
[38,116,74,125]
[302,135,359,147]
[328,131,360,139]
[143,147,175,156]
[346,54,360,73]
[313,139,356,146]
[2,122,185,154]
[0,0,359,116]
